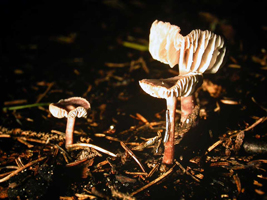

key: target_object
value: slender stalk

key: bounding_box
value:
[162,96,177,164]
[180,95,195,123]
[65,117,75,147]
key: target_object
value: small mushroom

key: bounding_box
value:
[140,20,227,164]
[49,97,90,148]
[139,73,202,164]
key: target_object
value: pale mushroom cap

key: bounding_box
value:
[179,29,226,75]
[139,73,203,99]
[49,97,90,119]
[49,103,67,119]
[149,20,226,75]
[149,20,183,68]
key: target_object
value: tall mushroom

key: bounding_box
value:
[140,73,202,164]
[140,20,226,164]
[49,97,90,148]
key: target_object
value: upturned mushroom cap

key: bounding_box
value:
[149,20,226,75]
[149,20,184,68]
[49,97,91,119]
[139,73,203,99]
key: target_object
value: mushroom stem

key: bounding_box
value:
[180,95,195,124]
[162,96,177,165]
[66,117,75,147]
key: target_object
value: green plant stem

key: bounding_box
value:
[2,103,50,111]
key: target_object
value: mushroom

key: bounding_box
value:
[139,20,226,164]
[49,97,90,148]
[139,73,202,164]
[149,20,226,75]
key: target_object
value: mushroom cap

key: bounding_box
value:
[149,20,226,75]
[49,97,90,119]
[149,20,183,68]
[139,73,203,99]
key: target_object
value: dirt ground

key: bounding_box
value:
[0,0,267,199]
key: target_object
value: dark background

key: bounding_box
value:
[0,1,267,199]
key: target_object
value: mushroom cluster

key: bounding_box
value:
[140,20,227,164]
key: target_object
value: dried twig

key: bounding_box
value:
[67,143,117,157]
[233,174,242,194]
[206,140,223,154]
[36,82,54,103]
[147,163,160,178]
[4,99,27,106]
[136,113,149,124]
[56,144,71,163]
[16,137,34,148]
[124,171,148,176]
[130,164,176,196]
[243,117,266,132]
[0,134,11,138]
[110,186,136,200]
[252,97,267,112]
[120,141,146,173]
[175,160,200,182]
[0,156,46,183]
[105,62,130,68]
[206,116,266,154]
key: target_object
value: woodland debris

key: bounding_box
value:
[120,141,146,173]
[130,164,176,196]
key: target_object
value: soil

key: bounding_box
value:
[0,0,267,199]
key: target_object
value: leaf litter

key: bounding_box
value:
[1,1,267,199]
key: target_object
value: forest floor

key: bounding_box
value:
[0,1,267,199]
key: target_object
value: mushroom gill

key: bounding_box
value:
[149,20,226,75]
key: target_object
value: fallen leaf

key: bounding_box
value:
[202,79,224,98]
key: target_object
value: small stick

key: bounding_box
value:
[36,82,54,103]
[124,171,148,176]
[120,141,146,173]
[0,157,46,183]
[96,160,109,168]
[67,143,117,157]
[244,116,266,132]
[21,137,47,144]
[175,160,200,182]
[136,113,149,124]
[105,62,129,68]
[76,193,97,200]
[110,185,136,200]
[0,134,11,138]
[206,117,266,154]
[252,97,267,112]
[147,163,160,178]
[51,129,65,135]
[82,84,92,97]
[206,140,223,154]
[56,145,71,163]
[105,136,121,142]
[4,99,27,106]
[16,138,34,148]
[131,164,176,196]
[0,171,13,178]
[233,174,242,194]
[15,157,24,168]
